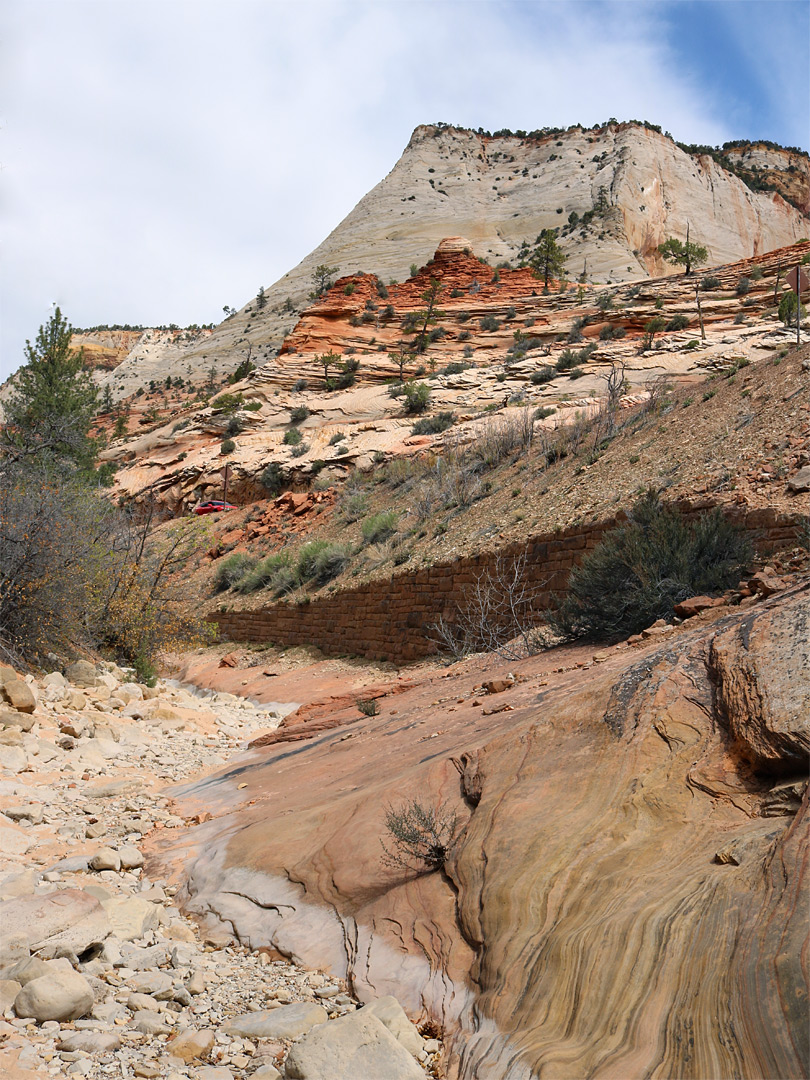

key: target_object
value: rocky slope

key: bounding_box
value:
[90,122,809,396]
[99,238,810,520]
[147,581,809,1079]
[0,661,438,1080]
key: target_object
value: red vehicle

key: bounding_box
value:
[192,500,237,516]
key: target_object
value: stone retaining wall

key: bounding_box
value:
[212,503,806,664]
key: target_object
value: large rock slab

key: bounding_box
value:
[283,1010,425,1080]
[0,889,110,958]
[362,996,424,1057]
[101,896,159,942]
[64,661,100,688]
[0,708,35,732]
[710,586,810,772]
[14,967,94,1022]
[1,679,36,713]
[222,1002,327,1040]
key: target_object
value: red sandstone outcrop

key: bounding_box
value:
[148,585,809,1080]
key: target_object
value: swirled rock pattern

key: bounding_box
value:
[149,586,810,1079]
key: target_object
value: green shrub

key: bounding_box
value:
[735,276,750,296]
[361,511,398,544]
[548,492,752,640]
[778,290,806,327]
[440,361,472,375]
[411,412,455,436]
[356,697,380,716]
[297,540,352,584]
[402,382,431,414]
[556,344,595,372]
[340,491,369,523]
[530,366,556,385]
[213,553,257,593]
[290,406,310,423]
[290,442,309,457]
[293,378,308,392]
[259,462,284,495]
[210,392,244,414]
[480,315,501,332]
[220,438,236,455]
[234,552,294,594]
[534,406,557,419]
[283,428,303,446]
[701,276,721,290]
[666,314,690,331]
[599,324,626,340]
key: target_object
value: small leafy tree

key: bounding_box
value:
[310,264,339,299]
[316,351,341,388]
[259,462,284,495]
[408,277,445,353]
[642,316,666,350]
[402,382,431,414]
[389,341,417,382]
[778,290,806,327]
[529,229,566,290]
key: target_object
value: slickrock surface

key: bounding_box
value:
[0,663,436,1079]
[149,584,809,1080]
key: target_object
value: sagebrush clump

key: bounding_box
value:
[548,491,752,640]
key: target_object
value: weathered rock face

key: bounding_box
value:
[94,122,809,396]
[150,586,810,1080]
[100,234,810,518]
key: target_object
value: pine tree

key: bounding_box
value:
[529,230,566,290]
[2,308,98,475]
[658,225,708,275]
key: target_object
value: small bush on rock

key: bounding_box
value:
[402,382,431,414]
[411,412,455,436]
[361,511,398,545]
[381,799,459,873]
[259,462,284,495]
[297,540,352,584]
[213,553,257,593]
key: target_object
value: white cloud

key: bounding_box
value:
[1,0,803,381]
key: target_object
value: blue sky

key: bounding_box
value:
[1,0,808,382]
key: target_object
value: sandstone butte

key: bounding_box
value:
[146,581,810,1080]
[76,121,808,399]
